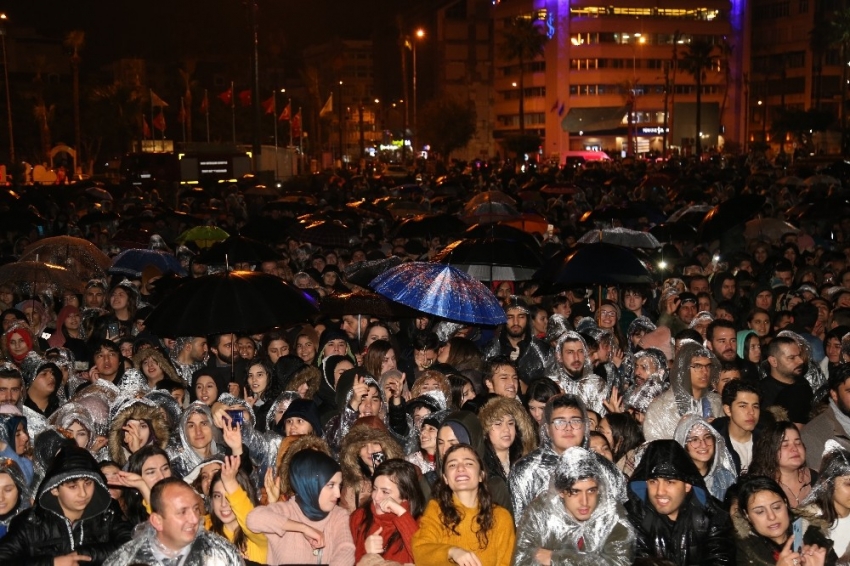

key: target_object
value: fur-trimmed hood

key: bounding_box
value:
[107,399,170,467]
[132,347,182,386]
[276,435,333,500]
[339,422,404,487]
[477,396,538,458]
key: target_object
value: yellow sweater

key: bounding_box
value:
[202,487,268,564]
[412,497,515,566]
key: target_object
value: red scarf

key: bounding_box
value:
[5,329,33,363]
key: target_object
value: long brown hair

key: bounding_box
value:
[434,443,495,549]
[749,420,801,481]
[208,469,257,553]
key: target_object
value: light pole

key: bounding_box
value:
[246,0,261,169]
[338,80,344,162]
[758,99,765,141]
[412,28,424,161]
[0,14,14,167]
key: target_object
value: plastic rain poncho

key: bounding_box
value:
[642,340,723,442]
[103,523,244,566]
[167,401,224,478]
[546,331,609,416]
[797,440,850,562]
[624,348,670,414]
[673,415,738,501]
[512,446,636,566]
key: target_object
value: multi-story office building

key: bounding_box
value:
[490,0,749,159]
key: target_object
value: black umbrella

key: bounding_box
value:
[343,256,405,288]
[321,291,416,318]
[144,271,319,336]
[464,223,540,250]
[292,220,356,249]
[197,235,283,265]
[535,242,654,288]
[390,214,468,240]
[649,222,698,242]
[433,238,543,281]
[698,195,767,242]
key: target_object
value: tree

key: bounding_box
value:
[619,78,639,156]
[417,96,476,162]
[63,31,84,171]
[500,17,548,136]
[680,40,717,156]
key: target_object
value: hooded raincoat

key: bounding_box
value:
[673,414,738,501]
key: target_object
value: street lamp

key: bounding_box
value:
[412,28,425,160]
[0,14,13,167]
[758,99,766,141]
[338,80,344,162]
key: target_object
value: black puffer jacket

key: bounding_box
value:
[0,445,132,566]
[625,439,735,566]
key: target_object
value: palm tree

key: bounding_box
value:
[680,39,717,156]
[619,78,639,156]
[500,17,549,135]
[63,30,84,168]
[179,58,197,142]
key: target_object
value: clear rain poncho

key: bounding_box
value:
[642,340,723,442]
[797,440,850,562]
[775,329,828,402]
[673,414,738,501]
[624,348,670,414]
[167,401,224,478]
[512,446,636,566]
[102,522,244,566]
[546,331,610,416]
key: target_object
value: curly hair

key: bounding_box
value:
[433,444,495,550]
[749,420,801,481]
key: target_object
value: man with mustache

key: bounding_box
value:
[482,296,549,391]
[761,335,814,427]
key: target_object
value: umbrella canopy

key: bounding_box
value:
[539,184,582,196]
[433,238,543,281]
[175,226,230,249]
[345,200,394,221]
[196,235,282,266]
[84,186,113,201]
[536,242,654,287]
[744,218,800,242]
[649,222,698,243]
[667,204,712,225]
[499,213,549,234]
[776,176,803,187]
[111,228,152,250]
[243,185,278,198]
[371,262,506,325]
[577,227,662,249]
[390,214,468,240]
[343,256,405,288]
[698,195,767,242]
[463,202,521,224]
[19,236,111,281]
[144,271,319,336]
[294,220,356,249]
[803,175,841,188]
[0,261,84,294]
[321,291,416,318]
[465,190,516,208]
[110,249,187,278]
[464,223,540,250]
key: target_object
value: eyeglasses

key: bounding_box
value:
[686,434,715,447]
[599,310,617,318]
[689,363,713,372]
[551,418,586,430]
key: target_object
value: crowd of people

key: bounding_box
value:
[0,157,849,565]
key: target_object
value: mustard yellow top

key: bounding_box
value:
[412,497,515,566]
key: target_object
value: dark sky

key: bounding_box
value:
[3,0,413,67]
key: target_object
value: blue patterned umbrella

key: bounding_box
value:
[371,262,506,326]
[109,249,187,278]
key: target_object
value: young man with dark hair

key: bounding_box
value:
[0,445,131,565]
[802,363,850,469]
[762,335,814,426]
[706,319,759,384]
[483,356,519,400]
[712,380,761,474]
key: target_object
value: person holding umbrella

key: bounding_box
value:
[482,297,550,391]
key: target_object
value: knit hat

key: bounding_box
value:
[279,399,323,438]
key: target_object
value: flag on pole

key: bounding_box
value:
[150,90,169,107]
[278,101,291,122]
[239,90,252,107]
[152,112,166,132]
[178,98,187,124]
[218,87,233,106]
[200,91,209,114]
[292,110,302,138]
[262,95,275,114]
[143,117,151,139]
[319,93,333,117]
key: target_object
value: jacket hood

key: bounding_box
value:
[670,340,720,416]
[49,402,96,451]
[339,421,404,487]
[132,347,182,385]
[478,396,538,458]
[266,390,301,431]
[672,414,738,499]
[0,413,26,448]
[144,389,182,428]
[176,401,222,470]
[629,439,708,505]
[552,331,593,379]
[737,330,757,359]
[410,371,453,403]
[0,457,29,517]
[627,317,657,352]
[442,410,486,459]
[37,445,111,521]
[108,398,170,467]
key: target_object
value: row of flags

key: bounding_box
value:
[143,87,329,139]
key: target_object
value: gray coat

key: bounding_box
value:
[801,402,850,470]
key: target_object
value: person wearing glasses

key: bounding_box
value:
[643,341,724,442]
[674,414,738,500]
[508,394,591,523]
